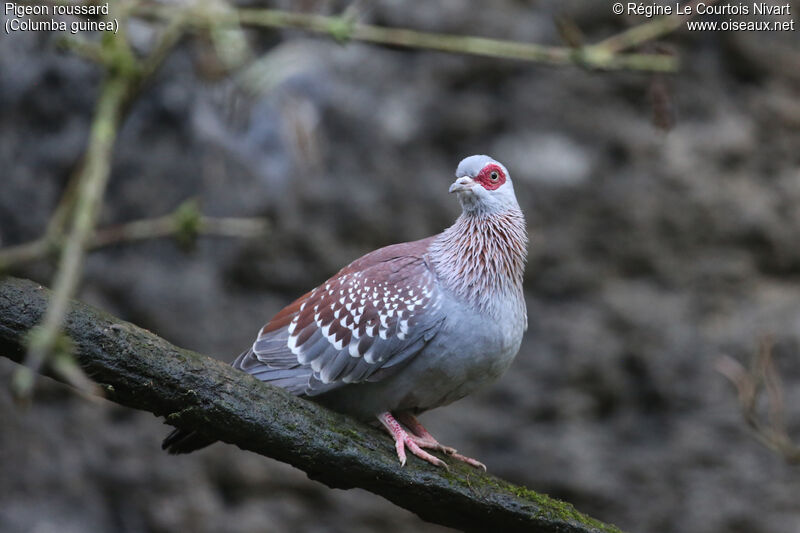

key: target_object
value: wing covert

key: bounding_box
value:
[236,247,444,396]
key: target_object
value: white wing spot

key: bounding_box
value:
[287,334,303,355]
[348,340,361,357]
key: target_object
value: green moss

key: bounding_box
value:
[327,16,354,43]
[172,199,202,251]
[438,467,473,490]
[487,478,623,532]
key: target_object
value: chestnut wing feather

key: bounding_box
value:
[233,238,444,396]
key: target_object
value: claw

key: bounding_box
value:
[394,436,407,466]
[448,452,486,471]
[395,412,487,470]
[378,412,486,470]
[378,412,448,468]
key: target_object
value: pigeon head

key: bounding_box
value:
[449,155,519,215]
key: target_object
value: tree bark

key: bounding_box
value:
[0,276,622,533]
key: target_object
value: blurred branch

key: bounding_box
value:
[10,68,131,402]
[0,277,622,533]
[716,337,800,464]
[592,0,718,54]
[57,34,107,64]
[133,3,682,72]
[0,240,53,269]
[93,210,270,249]
[0,202,269,269]
[8,12,188,402]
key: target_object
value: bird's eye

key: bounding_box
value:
[490,171,499,181]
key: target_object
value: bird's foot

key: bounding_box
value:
[444,451,487,471]
[377,412,488,470]
[407,434,486,470]
[407,433,457,455]
[377,412,448,469]
[395,412,487,471]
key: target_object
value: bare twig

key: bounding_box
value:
[132,3,680,72]
[56,35,107,64]
[591,0,719,54]
[92,213,270,248]
[0,240,54,269]
[0,208,269,269]
[8,11,190,402]
[11,71,131,402]
[716,337,800,464]
[139,16,187,80]
[0,277,624,533]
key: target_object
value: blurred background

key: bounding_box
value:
[1,1,799,532]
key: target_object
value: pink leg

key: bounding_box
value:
[395,412,457,453]
[377,412,447,468]
[395,412,487,471]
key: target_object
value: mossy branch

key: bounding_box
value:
[0,276,623,533]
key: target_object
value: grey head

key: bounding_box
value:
[449,155,519,215]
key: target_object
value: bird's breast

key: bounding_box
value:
[386,288,525,410]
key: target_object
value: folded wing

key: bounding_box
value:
[234,239,444,396]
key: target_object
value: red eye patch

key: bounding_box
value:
[475,163,506,191]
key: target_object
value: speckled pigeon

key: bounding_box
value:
[163,155,528,469]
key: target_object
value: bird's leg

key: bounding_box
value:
[377,412,448,469]
[395,412,487,471]
[394,412,456,453]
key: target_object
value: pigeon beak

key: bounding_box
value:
[449,176,475,193]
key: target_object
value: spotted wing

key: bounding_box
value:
[234,242,444,396]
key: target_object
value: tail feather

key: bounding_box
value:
[162,427,216,455]
[161,349,253,454]
[163,348,310,454]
